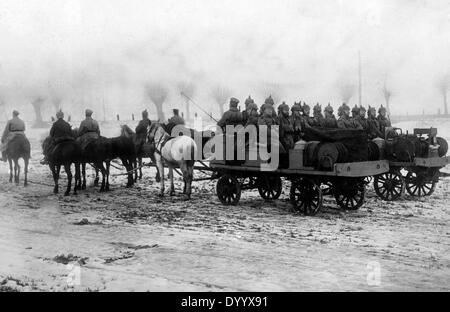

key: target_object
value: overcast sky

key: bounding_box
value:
[1,0,450,120]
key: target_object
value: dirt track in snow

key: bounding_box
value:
[0,122,450,291]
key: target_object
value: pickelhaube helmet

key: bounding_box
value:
[359,105,366,113]
[324,103,334,113]
[279,102,289,111]
[56,110,64,119]
[338,102,350,116]
[378,105,386,113]
[368,105,376,115]
[313,103,321,113]
[264,95,274,105]
[352,104,360,113]
[302,103,310,112]
[247,102,258,112]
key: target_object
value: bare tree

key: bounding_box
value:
[31,96,46,127]
[211,85,231,116]
[177,81,196,122]
[145,83,168,121]
[338,82,356,104]
[437,75,450,115]
[382,82,392,117]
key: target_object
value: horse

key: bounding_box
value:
[4,135,30,186]
[120,124,159,182]
[42,137,81,196]
[147,122,197,200]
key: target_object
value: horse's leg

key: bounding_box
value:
[81,163,87,189]
[24,157,29,187]
[74,163,80,194]
[138,157,143,180]
[169,166,175,196]
[64,163,72,196]
[8,158,13,183]
[98,162,106,192]
[156,155,165,197]
[94,167,100,187]
[151,154,161,182]
[105,161,110,192]
[52,165,60,194]
[14,158,20,184]
[180,162,193,200]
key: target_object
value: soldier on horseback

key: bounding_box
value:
[41,110,75,164]
[135,109,151,153]
[77,109,100,151]
[1,110,26,162]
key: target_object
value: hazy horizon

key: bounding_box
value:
[1,0,450,122]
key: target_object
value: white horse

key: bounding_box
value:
[147,122,197,200]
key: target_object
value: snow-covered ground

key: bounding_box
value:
[0,119,449,291]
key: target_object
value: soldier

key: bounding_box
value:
[301,103,314,128]
[277,102,295,151]
[217,97,244,132]
[166,109,185,134]
[42,110,74,164]
[323,103,338,128]
[312,103,325,128]
[351,105,360,119]
[242,95,255,125]
[337,103,362,129]
[290,102,304,141]
[77,109,101,151]
[367,106,383,139]
[377,105,391,136]
[1,110,26,162]
[135,109,151,152]
[259,95,277,117]
[258,102,278,150]
[355,105,370,131]
[244,102,259,127]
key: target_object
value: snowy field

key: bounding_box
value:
[0,118,449,291]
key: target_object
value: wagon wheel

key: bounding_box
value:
[257,176,282,200]
[289,178,323,216]
[405,170,436,197]
[216,174,241,205]
[364,176,373,184]
[374,171,405,201]
[333,179,365,210]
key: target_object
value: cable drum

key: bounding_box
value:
[317,142,348,170]
[367,140,380,160]
[304,141,320,167]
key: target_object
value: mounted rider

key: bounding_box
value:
[1,110,26,162]
[323,103,338,128]
[135,109,152,154]
[217,97,243,132]
[77,109,100,151]
[41,110,74,164]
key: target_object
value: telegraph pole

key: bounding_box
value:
[358,50,362,106]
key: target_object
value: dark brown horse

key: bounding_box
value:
[5,135,30,186]
[42,137,81,196]
[120,124,159,182]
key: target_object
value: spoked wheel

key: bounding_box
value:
[289,178,323,216]
[216,174,241,205]
[257,176,282,200]
[333,178,365,210]
[405,170,437,197]
[364,176,373,185]
[374,171,405,201]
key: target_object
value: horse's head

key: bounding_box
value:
[121,124,134,138]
